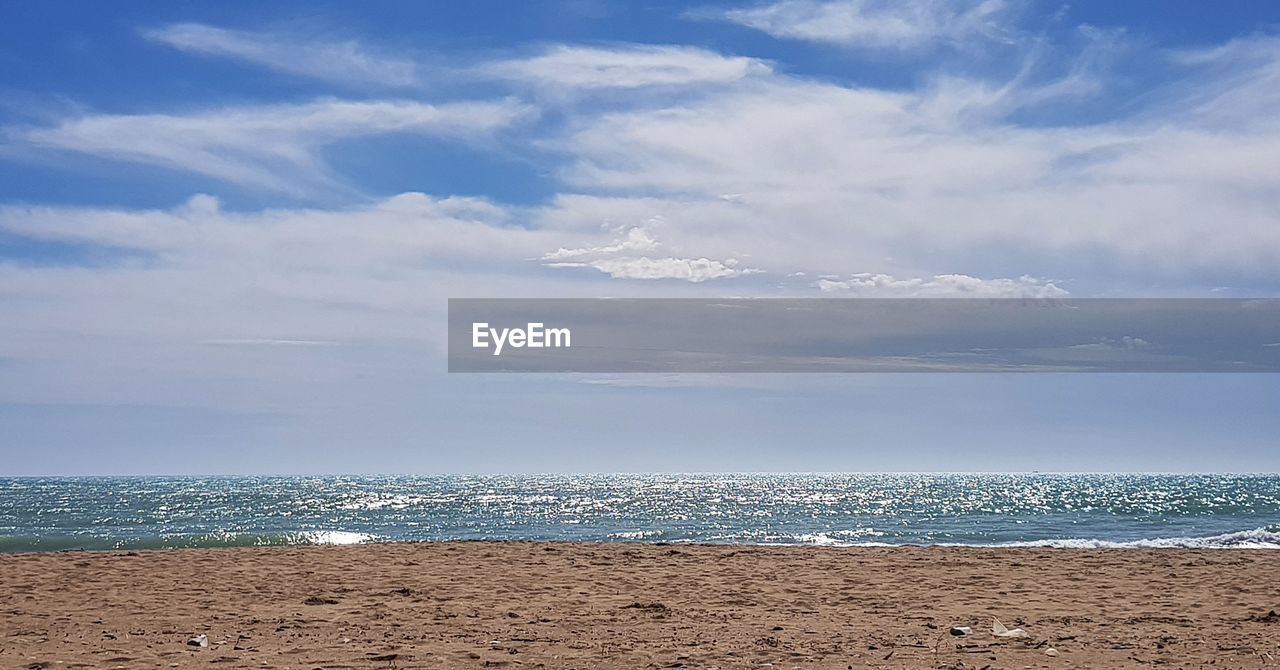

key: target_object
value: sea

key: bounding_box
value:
[2,474,1278,552]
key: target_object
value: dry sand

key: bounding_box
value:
[3,543,1279,669]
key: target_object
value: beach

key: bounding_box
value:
[3,543,1278,669]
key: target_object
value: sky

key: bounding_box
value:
[1,0,1278,474]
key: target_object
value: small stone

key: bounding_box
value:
[1045,647,1059,656]
[187,634,208,648]
[950,626,972,636]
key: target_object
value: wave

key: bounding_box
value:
[763,526,1280,549]
[981,527,1280,549]
[0,530,377,553]
[607,530,664,540]
[3,527,1277,553]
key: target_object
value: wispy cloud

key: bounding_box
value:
[6,17,1280,292]
[146,25,772,92]
[708,0,1017,50]
[480,44,771,89]
[145,23,419,87]
[547,32,1280,279]
[21,99,533,195]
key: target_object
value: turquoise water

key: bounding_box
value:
[1,474,1278,552]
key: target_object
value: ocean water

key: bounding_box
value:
[1,474,1278,553]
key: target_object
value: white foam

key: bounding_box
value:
[916,530,1280,550]
[764,527,1280,549]
[298,530,377,545]
[792,533,842,546]
[943,527,1280,549]
[609,530,663,540]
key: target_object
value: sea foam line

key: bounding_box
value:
[768,527,1280,549]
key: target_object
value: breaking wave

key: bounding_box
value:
[684,527,1280,549]
[980,527,1280,549]
[2,528,1277,552]
[0,530,378,553]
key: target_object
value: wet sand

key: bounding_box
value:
[3,543,1279,669]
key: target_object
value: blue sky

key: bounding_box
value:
[1,0,1278,474]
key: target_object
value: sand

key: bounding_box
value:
[3,543,1279,669]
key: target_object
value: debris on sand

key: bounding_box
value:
[1247,609,1279,624]
[622,602,668,611]
[992,618,1028,638]
[187,634,208,648]
[950,626,972,636]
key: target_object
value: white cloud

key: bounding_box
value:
[148,25,770,91]
[537,219,760,282]
[0,192,783,414]
[0,192,592,412]
[21,99,533,195]
[815,273,1067,297]
[1068,336,1151,351]
[541,226,659,260]
[480,44,771,89]
[0,192,541,279]
[145,23,418,87]
[1171,34,1280,68]
[548,256,760,282]
[546,39,1280,279]
[8,27,1280,295]
[1158,37,1280,134]
[714,0,1015,50]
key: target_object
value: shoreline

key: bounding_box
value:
[6,536,1280,556]
[4,542,1279,668]
[5,524,1280,554]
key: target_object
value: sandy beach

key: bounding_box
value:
[3,543,1278,669]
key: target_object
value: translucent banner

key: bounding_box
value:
[447,299,1280,373]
